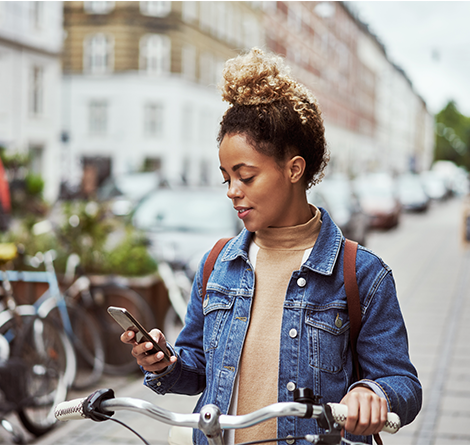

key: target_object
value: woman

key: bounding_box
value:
[122,48,422,444]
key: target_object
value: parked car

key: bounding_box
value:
[132,186,242,278]
[353,173,401,230]
[308,175,369,245]
[97,172,164,215]
[397,173,430,212]
[420,170,448,201]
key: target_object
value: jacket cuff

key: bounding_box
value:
[348,379,391,411]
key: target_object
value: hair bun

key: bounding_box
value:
[220,48,307,106]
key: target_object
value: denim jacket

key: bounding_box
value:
[144,208,422,444]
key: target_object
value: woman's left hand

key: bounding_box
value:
[339,386,388,436]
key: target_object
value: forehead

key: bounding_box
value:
[219,134,278,171]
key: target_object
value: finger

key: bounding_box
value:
[344,394,360,433]
[132,341,155,358]
[356,396,372,435]
[149,328,164,342]
[121,330,135,344]
[142,351,178,373]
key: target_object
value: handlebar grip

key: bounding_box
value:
[327,403,401,434]
[55,397,87,421]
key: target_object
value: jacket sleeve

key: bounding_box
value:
[354,252,422,427]
[144,252,209,396]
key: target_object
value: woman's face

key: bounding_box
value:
[219,133,301,232]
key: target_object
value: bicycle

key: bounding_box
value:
[29,250,105,390]
[32,219,158,376]
[63,266,158,376]
[54,387,401,445]
[0,244,72,439]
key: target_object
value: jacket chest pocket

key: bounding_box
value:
[306,308,350,373]
[203,291,234,352]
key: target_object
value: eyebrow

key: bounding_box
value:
[219,163,256,173]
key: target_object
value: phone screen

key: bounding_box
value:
[107,306,171,361]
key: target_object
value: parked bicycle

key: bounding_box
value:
[61,257,158,375]
[55,387,401,445]
[0,243,72,440]
[28,250,105,390]
[32,219,158,376]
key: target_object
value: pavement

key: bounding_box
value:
[2,196,470,445]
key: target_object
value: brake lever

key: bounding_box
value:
[315,404,342,444]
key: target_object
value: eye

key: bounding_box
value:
[240,176,254,184]
[222,178,230,186]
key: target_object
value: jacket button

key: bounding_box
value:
[297,277,306,287]
[289,329,298,338]
[203,298,209,308]
[286,436,295,444]
[286,382,296,392]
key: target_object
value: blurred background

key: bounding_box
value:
[0,0,469,273]
[1,2,470,444]
[0,1,468,260]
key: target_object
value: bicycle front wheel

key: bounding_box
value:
[89,284,157,375]
[12,315,70,436]
[42,299,105,390]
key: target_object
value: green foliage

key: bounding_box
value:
[0,148,30,171]
[25,173,45,196]
[58,201,116,274]
[435,101,470,171]
[0,147,48,216]
[103,230,157,276]
[2,201,157,277]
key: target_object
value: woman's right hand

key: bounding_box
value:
[120,328,177,373]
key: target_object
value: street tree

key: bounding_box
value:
[435,101,470,171]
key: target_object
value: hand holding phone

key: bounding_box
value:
[107,306,171,362]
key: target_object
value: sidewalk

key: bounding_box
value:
[34,375,199,445]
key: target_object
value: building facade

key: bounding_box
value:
[1,1,434,200]
[262,1,434,177]
[0,1,64,201]
[61,1,265,194]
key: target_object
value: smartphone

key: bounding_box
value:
[107,306,171,362]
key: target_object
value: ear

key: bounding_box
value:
[287,156,306,184]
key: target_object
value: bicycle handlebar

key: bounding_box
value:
[55,389,401,437]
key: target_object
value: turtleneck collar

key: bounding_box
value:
[253,204,322,250]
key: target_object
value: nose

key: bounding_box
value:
[227,181,243,200]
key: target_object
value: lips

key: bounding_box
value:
[235,207,252,219]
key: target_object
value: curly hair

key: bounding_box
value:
[217,48,329,189]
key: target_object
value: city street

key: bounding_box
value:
[366,196,470,445]
[2,196,469,445]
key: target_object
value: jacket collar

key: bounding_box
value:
[220,207,343,276]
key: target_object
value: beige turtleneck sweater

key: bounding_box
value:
[234,206,322,444]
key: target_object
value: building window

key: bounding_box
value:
[84,1,115,14]
[182,1,197,23]
[84,33,114,74]
[182,105,194,141]
[199,52,214,86]
[139,34,171,75]
[89,100,108,135]
[140,1,171,17]
[144,103,164,137]
[30,66,44,115]
[182,44,196,80]
[31,2,44,29]
[29,145,44,175]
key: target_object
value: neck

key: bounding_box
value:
[271,192,313,228]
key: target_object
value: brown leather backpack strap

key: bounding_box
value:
[202,238,233,305]
[344,239,383,445]
[344,238,362,381]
